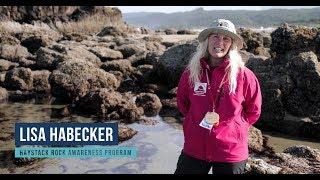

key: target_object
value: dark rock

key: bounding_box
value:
[135,93,162,117]
[32,70,51,93]
[164,29,177,35]
[3,67,33,90]
[283,145,320,161]
[97,26,126,37]
[77,88,144,123]
[177,29,197,35]
[51,106,71,118]
[270,24,318,54]
[116,44,146,59]
[8,90,36,102]
[100,60,133,76]
[156,40,198,88]
[21,35,53,54]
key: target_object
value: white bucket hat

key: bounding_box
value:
[198,19,243,49]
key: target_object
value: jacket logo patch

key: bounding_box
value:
[193,82,207,96]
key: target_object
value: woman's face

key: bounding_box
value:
[208,33,232,59]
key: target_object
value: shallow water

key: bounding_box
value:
[0,102,320,174]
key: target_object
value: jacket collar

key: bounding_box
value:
[200,57,230,71]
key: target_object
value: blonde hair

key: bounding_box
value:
[187,38,244,94]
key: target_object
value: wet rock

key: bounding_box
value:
[51,106,71,118]
[0,44,31,62]
[118,124,138,142]
[270,24,318,54]
[3,67,33,90]
[32,70,51,93]
[77,88,144,123]
[61,32,89,42]
[248,126,264,153]
[247,157,282,174]
[50,60,119,102]
[35,47,66,70]
[156,40,198,88]
[177,29,197,35]
[0,35,20,45]
[8,90,36,102]
[116,44,146,59]
[0,87,8,102]
[135,65,156,84]
[20,35,55,54]
[97,26,127,37]
[0,59,19,71]
[89,46,123,61]
[283,145,320,161]
[101,60,133,76]
[135,93,162,117]
[159,98,182,120]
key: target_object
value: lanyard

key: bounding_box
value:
[205,69,228,112]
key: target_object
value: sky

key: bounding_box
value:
[116,6,319,13]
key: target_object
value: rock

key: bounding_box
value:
[135,93,162,117]
[97,26,126,37]
[89,46,123,61]
[51,106,71,118]
[0,44,31,62]
[50,60,119,102]
[142,35,163,43]
[61,32,89,42]
[76,88,144,122]
[101,60,133,76]
[20,35,54,54]
[177,29,197,35]
[0,35,20,45]
[247,157,282,174]
[118,124,138,142]
[35,47,65,70]
[0,59,19,71]
[139,27,151,34]
[164,29,177,35]
[116,44,146,59]
[3,67,33,90]
[32,70,51,93]
[8,90,36,102]
[248,126,264,153]
[159,98,182,120]
[156,40,198,88]
[270,24,318,54]
[0,72,5,84]
[283,145,320,161]
[138,117,158,125]
[0,87,8,102]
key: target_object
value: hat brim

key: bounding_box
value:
[198,28,243,49]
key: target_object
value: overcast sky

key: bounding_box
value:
[116,6,319,13]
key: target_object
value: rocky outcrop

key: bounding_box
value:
[32,70,51,93]
[0,6,122,24]
[49,60,119,102]
[3,67,33,91]
[135,93,162,117]
[88,46,123,61]
[0,44,32,62]
[156,40,198,88]
[246,145,320,174]
[76,88,144,123]
[0,59,18,71]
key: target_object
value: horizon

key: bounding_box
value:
[116,6,320,14]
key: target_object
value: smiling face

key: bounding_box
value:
[208,33,232,59]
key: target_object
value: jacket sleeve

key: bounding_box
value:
[176,69,190,117]
[242,68,262,125]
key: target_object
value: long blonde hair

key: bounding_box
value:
[187,38,244,94]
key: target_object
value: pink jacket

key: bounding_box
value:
[177,57,262,162]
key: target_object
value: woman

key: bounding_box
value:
[175,19,262,174]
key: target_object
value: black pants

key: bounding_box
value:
[174,151,247,174]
